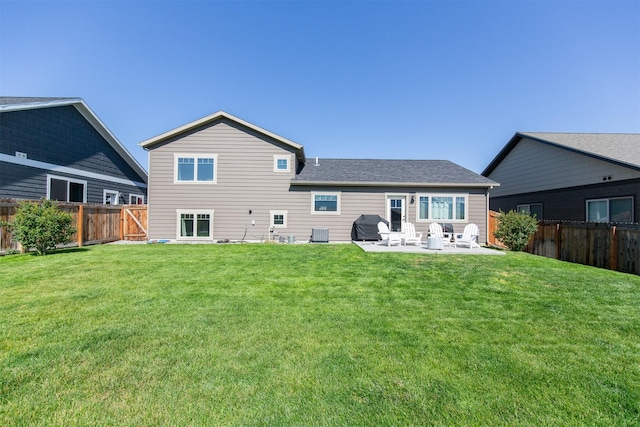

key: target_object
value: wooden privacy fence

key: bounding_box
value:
[525,221,639,276]
[0,199,147,253]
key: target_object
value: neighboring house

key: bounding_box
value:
[140,111,498,243]
[0,97,147,204]
[482,132,640,222]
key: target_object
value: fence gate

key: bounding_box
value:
[122,205,148,241]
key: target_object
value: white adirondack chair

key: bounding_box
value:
[454,223,480,248]
[403,222,423,246]
[377,221,402,246]
[428,222,449,246]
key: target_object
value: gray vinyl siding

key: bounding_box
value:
[488,137,640,198]
[147,119,298,240]
[147,118,490,243]
[489,178,640,222]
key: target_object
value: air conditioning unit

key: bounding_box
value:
[311,227,329,243]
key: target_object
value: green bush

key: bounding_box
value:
[3,199,76,255]
[493,210,538,251]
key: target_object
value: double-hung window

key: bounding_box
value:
[417,194,467,222]
[177,210,213,239]
[129,194,145,204]
[312,192,340,214]
[175,154,217,183]
[587,197,633,223]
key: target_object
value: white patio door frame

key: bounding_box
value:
[386,194,407,232]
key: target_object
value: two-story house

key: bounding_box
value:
[141,111,498,243]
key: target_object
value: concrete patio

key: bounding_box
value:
[353,241,506,255]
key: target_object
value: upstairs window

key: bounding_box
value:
[175,154,217,183]
[274,155,291,172]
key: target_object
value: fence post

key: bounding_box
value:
[555,223,561,260]
[77,205,84,247]
[120,206,125,241]
[610,226,618,272]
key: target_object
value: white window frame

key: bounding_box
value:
[270,210,288,228]
[586,197,634,223]
[176,209,214,240]
[415,193,468,223]
[273,154,291,173]
[103,189,120,205]
[311,192,341,215]
[47,174,87,203]
[174,153,218,184]
[129,194,145,204]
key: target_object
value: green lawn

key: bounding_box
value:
[1,244,639,426]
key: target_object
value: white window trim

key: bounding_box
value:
[129,194,145,204]
[586,197,634,223]
[174,153,218,184]
[415,193,468,223]
[311,192,341,215]
[270,210,288,228]
[103,189,120,205]
[273,154,291,173]
[47,174,87,203]
[176,209,214,240]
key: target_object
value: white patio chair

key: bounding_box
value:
[377,221,402,246]
[454,223,480,248]
[428,222,450,246]
[403,222,423,246]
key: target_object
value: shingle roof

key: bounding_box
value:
[0,97,81,108]
[294,158,497,187]
[483,132,640,175]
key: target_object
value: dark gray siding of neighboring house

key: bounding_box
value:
[489,178,640,222]
[0,105,147,203]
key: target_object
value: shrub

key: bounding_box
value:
[3,199,76,255]
[493,210,538,251]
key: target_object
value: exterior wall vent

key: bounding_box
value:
[311,227,329,243]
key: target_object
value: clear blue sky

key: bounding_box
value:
[1,0,639,173]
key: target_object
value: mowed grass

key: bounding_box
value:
[1,244,639,426]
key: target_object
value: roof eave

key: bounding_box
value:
[139,111,305,160]
[291,180,499,188]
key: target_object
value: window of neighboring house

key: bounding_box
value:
[312,192,340,214]
[587,197,633,223]
[273,154,291,172]
[175,154,217,183]
[129,194,145,204]
[177,210,213,239]
[517,203,543,220]
[104,190,119,205]
[270,210,288,228]
[47,175,87,203]
[417,194,467,221]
